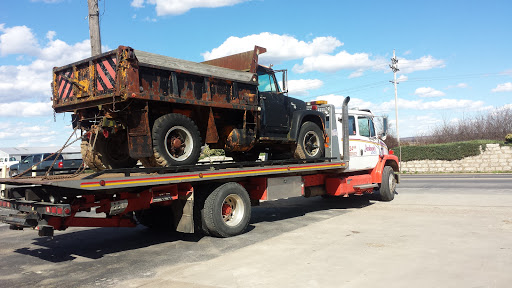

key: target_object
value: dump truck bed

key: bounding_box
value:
[52,46,259,113]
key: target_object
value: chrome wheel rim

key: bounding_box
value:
[221,194,245,227]
[303,131,320,157]
[389,173,396,192]
[164,126,193,161]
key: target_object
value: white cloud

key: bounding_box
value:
[0,25,91,102]
[46,30,56,41]
[202,32,343,64]
[397,75,408,82]
[0,25,40,56]
[348,69,364,79]
[414,87,445,98]
[397,55,445,74]
[0,101,53,117]
[286,79,323,96]
[446,83,468,89]
[131,0,145,8]
[293,50,386,74]
[491,82,512,93]
[147,0,248,16]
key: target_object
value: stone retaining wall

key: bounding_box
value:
[400,144,512,173]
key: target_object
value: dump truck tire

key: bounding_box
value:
[294,121,325,160]
[378,166,396,201]
[202,182,251,238]
[95,131,138,170]
[81,139,106,172]
[152,113,202,166]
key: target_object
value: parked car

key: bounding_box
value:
[0,156,18,168]
[9,153,83,177]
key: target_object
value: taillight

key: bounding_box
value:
[389,150,394,155]
[58,161,63,168]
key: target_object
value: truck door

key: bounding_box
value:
[351,116,380,171]
[337,114,380,171]
[258,70,289,135]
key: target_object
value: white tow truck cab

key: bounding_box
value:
[336,108,390,172]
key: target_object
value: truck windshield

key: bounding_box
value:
[358,117,376,137]
[257,72,279,92]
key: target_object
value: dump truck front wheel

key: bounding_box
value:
[152,113,202,166]
[294,121,325,160]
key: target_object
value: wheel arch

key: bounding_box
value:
[290,110,326,140]
[371,154,400,183]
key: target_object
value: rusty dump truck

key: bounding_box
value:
[52,46,326,171]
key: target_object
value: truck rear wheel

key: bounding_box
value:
[81,139,106,171]
[202,182,251,238]
[294,121,325,160]
[95,130,138,170]
[378,166,396,201]
[152,113,202,166]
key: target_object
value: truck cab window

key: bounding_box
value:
[339,116,356,135]
[349,116,356,135]
[369,119,376,137]
[33,154,42,163]
[257,72,278,92]
[358,117,371,137]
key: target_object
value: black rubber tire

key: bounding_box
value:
[95,130,138,170]
[139,156,159,168]
[194,185,217,236]
[9,169,18,177]
[81,139,106,172]
[152,114,202,166]
[378,166,396,201]
[294,121,325,160]
[135,206,174,231]
[202,182,251,238]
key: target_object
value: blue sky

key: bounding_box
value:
[0,0,511,148]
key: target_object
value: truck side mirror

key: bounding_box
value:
[274,69,288,93]
[381,117,388,139]
[282,69,287,93]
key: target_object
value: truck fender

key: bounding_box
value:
[370,155,400,184]
[289,110,326,140]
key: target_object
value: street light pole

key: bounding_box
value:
[390,49,401,165]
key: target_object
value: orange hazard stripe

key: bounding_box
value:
[79,162,344,188]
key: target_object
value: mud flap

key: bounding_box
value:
[127,102,153,158]
[173,193,195,234]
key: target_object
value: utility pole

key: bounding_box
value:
[389,49,401,164]
[88,0,102,56]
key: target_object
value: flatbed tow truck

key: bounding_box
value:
[0,100,399,238]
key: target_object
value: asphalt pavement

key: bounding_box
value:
[0,174,511,287]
